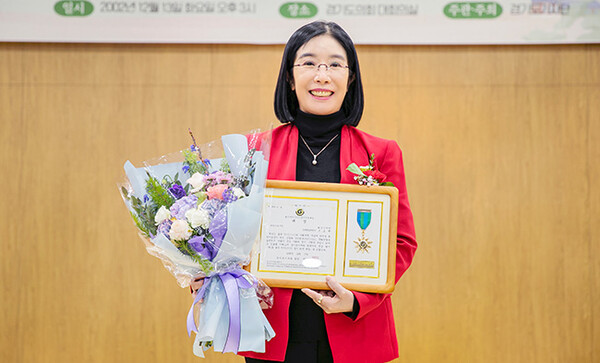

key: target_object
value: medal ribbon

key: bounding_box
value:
[356,209,372,230]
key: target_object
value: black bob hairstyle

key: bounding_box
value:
[273,21,364,126]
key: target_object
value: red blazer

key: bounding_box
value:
[242,124,417,362]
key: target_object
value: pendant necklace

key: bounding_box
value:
[299,133,339,166]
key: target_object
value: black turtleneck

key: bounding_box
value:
[289,110,345,362]
[247,111,355,363]
[293,110,344,183]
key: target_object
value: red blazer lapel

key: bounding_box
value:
[339,125,354,184]
[340,125,372,185]
[267,124,298,181]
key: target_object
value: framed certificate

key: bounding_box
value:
[248,180,398,294]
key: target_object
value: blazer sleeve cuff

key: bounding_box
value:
[343,294,361,320]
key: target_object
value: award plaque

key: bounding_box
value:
[249,180,398,294]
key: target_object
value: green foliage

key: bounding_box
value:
[130,211,151,237]
[220,157,231,173]
[160,172,185,190]
[182,149,207,175]
[238,177,250,190]
[346,163,365,176]
[369,153,376,166]
[194,192,207,203]
[121,186,130,201]
[145,173,174,208]
[172,239,214,275]
[130,195,158,236]
[233,147,255,191]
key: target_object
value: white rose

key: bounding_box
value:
[185,208,210,229]
[232,187,246,199]
[169,219,192,241]
[186,172,206,192]
[154,206,171,225]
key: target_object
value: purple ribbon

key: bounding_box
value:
[187,276,212,336]
[221,273,241,353]
[186,267,256,354]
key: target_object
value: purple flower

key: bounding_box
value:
[157,219,172,239]
[203,174,217,188]
[215,171,233,184]
[169,184,186,199]
[203,171,233,188]
[222,188,238,203]
[143,194,149,203]
[170,195,198,220]
[190,145,197,151]
[182,165,190,173]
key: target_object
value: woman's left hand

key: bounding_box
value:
[190,275,205,299]
[301,276,354,314]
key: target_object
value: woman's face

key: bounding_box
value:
[291,34,350,116]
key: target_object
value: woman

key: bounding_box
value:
[193,21,417,363]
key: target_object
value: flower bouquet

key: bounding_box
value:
[118,130,274,357]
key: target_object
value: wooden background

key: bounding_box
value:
[0,42,598,362]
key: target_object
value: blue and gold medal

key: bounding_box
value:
[354,209,373,253]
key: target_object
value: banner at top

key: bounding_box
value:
[1,0,599,44]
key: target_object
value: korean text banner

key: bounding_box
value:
[1,0,599,44]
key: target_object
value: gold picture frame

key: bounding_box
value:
[248,180,398,294]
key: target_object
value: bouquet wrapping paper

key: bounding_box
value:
[119,132,274,357]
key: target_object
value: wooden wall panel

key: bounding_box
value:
[0,42,597,363]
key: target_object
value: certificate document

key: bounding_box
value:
[249,180,398,294]
[258,196,339,275]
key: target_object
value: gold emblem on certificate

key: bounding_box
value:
[354,209,373,253]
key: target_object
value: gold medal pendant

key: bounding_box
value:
[354,231,373,253]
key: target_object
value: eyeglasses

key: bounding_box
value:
[292,61,350,73]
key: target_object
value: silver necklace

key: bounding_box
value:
[299,133,339,166]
